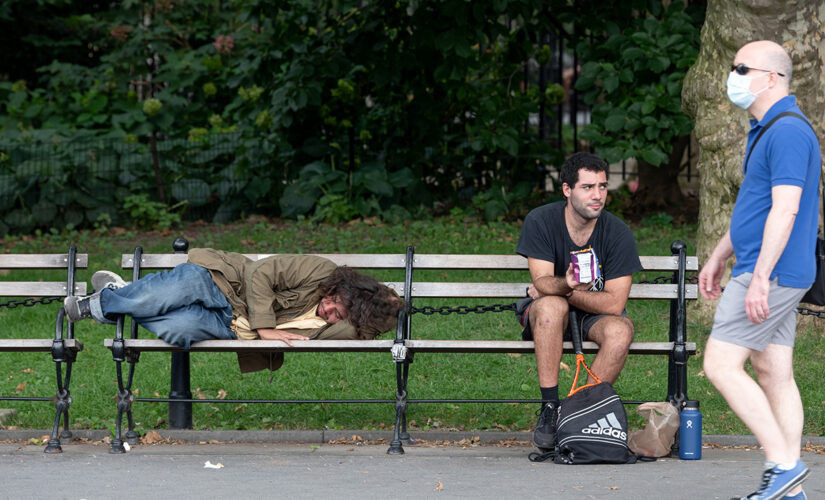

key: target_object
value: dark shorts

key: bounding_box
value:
[515,296,627,341]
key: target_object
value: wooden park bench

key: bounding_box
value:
[100,239,696,455]
[0,247,87,453]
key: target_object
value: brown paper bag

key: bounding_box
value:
[628,402,679,457]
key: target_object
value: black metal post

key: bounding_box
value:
[168,237,192,429]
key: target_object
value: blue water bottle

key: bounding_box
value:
[679,400,702,460]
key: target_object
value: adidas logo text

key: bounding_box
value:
[580,411,627,440]
[581,427,627,440]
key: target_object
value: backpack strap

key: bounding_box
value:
[743,110,823,244]
[528,449,557,463]
[626,453,657,464]
[744,111,814,173]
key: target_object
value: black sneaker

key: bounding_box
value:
[91,270,128,292]
[532,401,559,451]
[63,295,96,322]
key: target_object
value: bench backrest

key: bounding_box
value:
[121,250,697,301]
[406,254,698,301]
[121,252,409,296]
[0,252,88,297]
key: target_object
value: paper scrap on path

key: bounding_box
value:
[204,461,224,469]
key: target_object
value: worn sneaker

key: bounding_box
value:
[91,270,128,293]
[532,401,559,451]
[63,295,96,322]
[731,461,809,500]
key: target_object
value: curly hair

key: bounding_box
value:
[317,267,403,339]
[559,152,609,189]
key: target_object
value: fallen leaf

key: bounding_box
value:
[20,368,34,373]
[194,387,207,400]
[141,431,164,444]
[560,362,570,372]
[241,239,255,246]
[216,389,227,400]
[15,382,26,394]
[435,481,444,491]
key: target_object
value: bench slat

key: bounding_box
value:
[103,338,395,353]
[124,254,409,269]
[0,282,87,297]
[0,254,88,269]
[101,338,696,356]
[408,254,697,271]
[0,339,83,352]
[123,253,698,272]
[403,282,697,300]
[405,339,696,355]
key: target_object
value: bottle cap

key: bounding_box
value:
[684,400,699,409]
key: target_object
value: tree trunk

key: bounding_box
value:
[682,0,825,320]
[630,134,689,217]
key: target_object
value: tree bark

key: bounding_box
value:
[682,0,825,320]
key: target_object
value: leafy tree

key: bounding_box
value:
[574,1,704,213]
[0,0,568,232]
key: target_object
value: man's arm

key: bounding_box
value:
[527,257,585,298]
[528,257,631,316]
[256,328,308,346]
[568,275,632,316]
[745,184,802,324]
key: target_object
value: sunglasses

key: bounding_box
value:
[730,64,785,77]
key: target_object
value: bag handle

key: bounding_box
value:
[567,310,602,396]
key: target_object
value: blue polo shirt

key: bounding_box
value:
[729,95,821,288]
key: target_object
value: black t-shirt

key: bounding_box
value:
[516,201,642,291]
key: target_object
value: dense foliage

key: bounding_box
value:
[0,0,567,233]
[0,0,704,234]
[574,1,702,166]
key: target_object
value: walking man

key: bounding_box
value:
[700,40,820,500]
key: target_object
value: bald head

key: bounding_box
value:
[737,40,792,87]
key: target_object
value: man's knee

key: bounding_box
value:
[702,339,737,384]
[529,296,568,326]
[592,316,634,348]
[751,347,795,385]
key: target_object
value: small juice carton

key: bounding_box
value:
[570,247,599,283]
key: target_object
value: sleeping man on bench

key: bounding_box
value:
[63,248,403,372]
[515,152,642,452]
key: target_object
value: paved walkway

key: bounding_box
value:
[1,431,824,499]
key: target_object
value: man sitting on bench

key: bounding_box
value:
[515,152,642,452]
[63,248,403,372]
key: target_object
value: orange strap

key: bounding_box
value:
[567,353,603,397]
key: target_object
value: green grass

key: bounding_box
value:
[0,215,823,438]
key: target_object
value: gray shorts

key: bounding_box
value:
[710,273,808,351]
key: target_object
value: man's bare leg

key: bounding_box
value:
[529,295,569,387]
[583,315,634,384]
[752,343,804,495]
[703,338,796,464]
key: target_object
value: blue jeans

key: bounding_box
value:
[98,263,236,349]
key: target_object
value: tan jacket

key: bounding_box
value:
[187,248,360,373]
